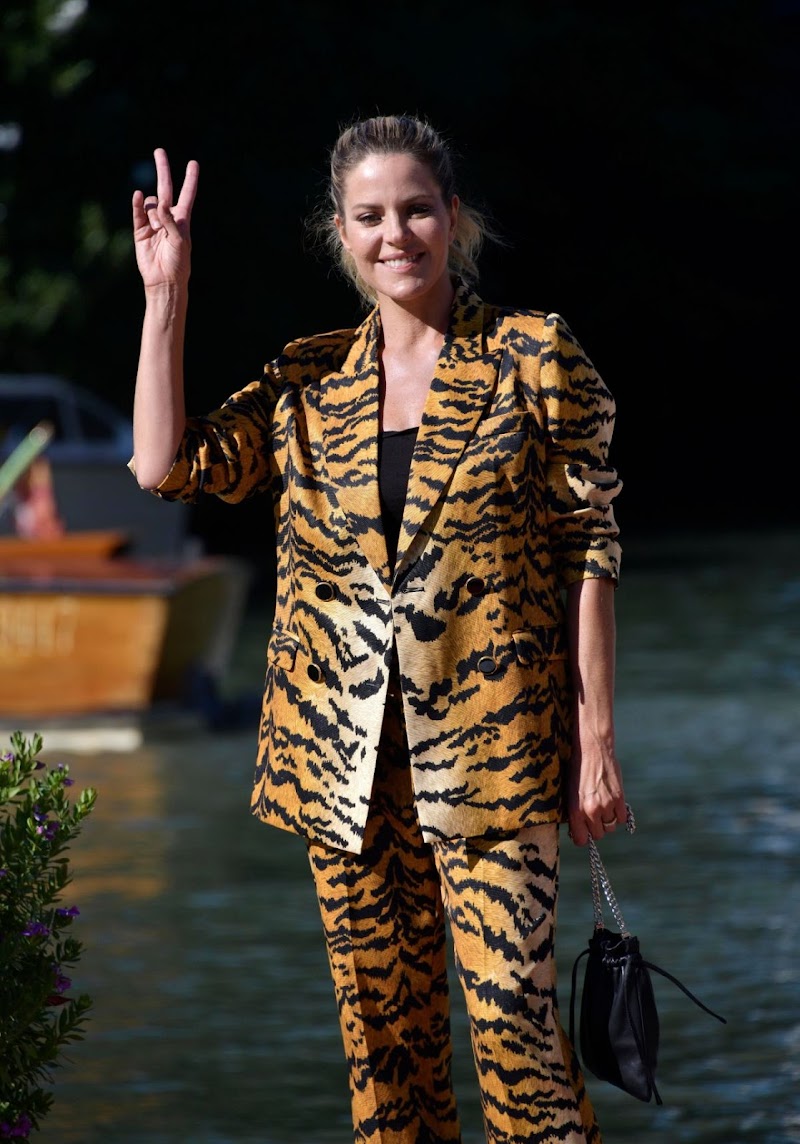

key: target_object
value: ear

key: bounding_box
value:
[334,214,352,253]
[448,196,460,243]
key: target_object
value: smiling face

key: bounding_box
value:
[334,152,459,312]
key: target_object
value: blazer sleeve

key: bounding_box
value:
[140,359,287,506]
[539,312,623,586]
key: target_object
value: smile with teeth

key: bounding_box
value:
[383,254,422,268]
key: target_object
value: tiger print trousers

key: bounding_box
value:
[307,679,602,1144]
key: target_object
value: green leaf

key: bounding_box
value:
[0,731,96,1131]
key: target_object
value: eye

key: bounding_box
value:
[356,212,381,226]
[409,203,433,216]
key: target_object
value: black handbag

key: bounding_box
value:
[568,812,726,1104]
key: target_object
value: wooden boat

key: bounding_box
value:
[0,423,253,721]
[0,540,252,719]
[0,529,128,561]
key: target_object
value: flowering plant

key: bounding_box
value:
[0,731,96,1139]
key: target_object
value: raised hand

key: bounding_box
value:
[132,148,199,289]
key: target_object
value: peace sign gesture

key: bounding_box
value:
[132,148,199,289]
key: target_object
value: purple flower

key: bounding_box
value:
[63,777,74,786]
[46,963,73,1004]
[21,921,49,938]
[34,760,45,770]
[0,1113,33,1137]
[56,905,80,918]
[32,805,46,822]
[52,967,72,993]
[3,1114,33,1138]
[0,869,7,878]
[35,821,58,840]
[0,751,13,762]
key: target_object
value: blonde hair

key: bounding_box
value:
[307,114,499,306]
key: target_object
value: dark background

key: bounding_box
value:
[2,0,798,567]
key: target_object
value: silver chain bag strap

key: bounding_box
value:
[569,805,726,1104]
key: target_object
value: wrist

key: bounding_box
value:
[142,282,188,326]
[143,281,188,301]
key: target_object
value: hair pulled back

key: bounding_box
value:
[309,114,495,306]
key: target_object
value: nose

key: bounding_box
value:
[384,211,410,245]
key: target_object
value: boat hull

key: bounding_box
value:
[0,555,251,718]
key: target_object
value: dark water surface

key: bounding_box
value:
[17,529,799,1143]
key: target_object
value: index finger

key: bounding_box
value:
[154,147,174,207]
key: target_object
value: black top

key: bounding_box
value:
[378,426,418,571]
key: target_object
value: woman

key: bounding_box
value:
[131,113,626,1144]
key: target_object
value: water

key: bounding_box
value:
[14,528,799,1143]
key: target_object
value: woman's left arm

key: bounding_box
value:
[565,576,627,845]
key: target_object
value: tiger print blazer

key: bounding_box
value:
[147,279,622,853]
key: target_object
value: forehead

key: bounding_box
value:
[342,152,441,204]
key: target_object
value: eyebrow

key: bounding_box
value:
[348,193,438,211]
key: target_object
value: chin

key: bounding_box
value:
[376,272,433,300]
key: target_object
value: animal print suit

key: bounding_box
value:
[147,279,621,1142]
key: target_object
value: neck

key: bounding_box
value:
[377,277,455,349]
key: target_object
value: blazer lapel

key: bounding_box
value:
[321,307,392,589]
[395,283,499,575]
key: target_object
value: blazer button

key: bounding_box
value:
[307,663,323,683]
[477,656,498,676]
[315,582,335,601]
[466,576,486,596]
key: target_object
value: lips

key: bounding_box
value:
[382,254,423,269]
